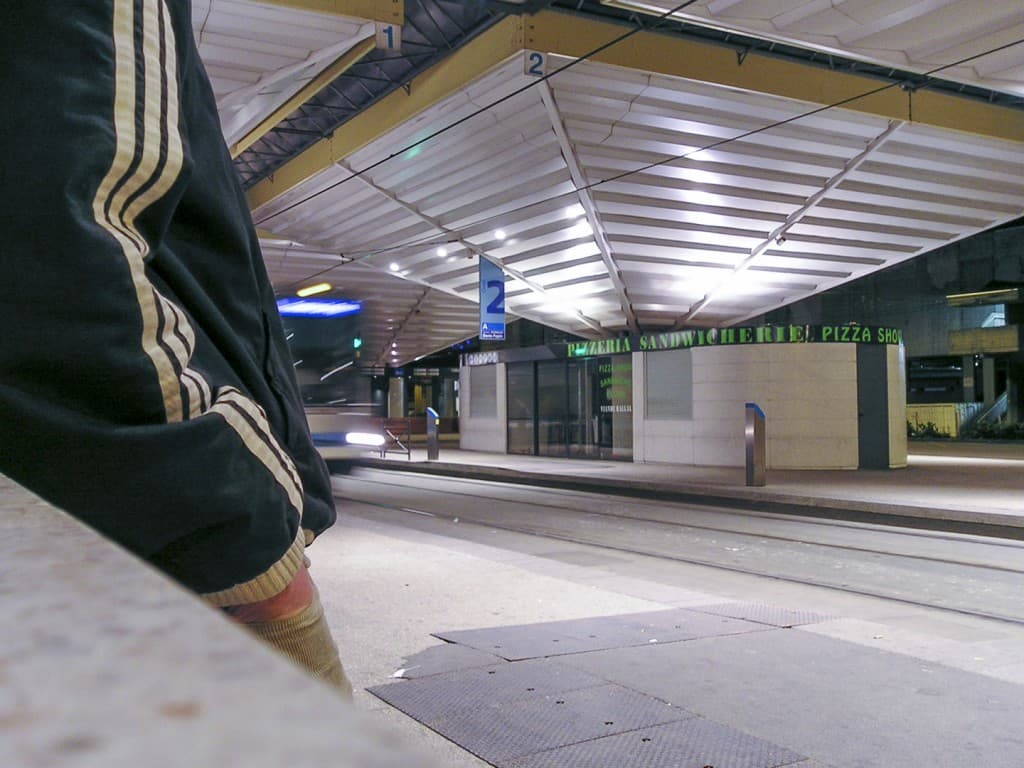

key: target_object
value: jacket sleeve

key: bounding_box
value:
[0,1,335,604]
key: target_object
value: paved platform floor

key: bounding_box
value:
[7,442,1021,766]
[314,440,1024,767]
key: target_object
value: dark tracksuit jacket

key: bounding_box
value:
[0,0,335,605]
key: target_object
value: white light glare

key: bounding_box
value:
[543,301,571,315]
[436,246,447,258]
[568,219,592,238]
[494,229,507,241]
[563,203,585,219]
[389,262,399,271]
[346,432,386,447]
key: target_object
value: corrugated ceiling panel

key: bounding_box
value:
[252,23,1024,356]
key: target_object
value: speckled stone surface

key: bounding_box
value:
[0,475,435,767]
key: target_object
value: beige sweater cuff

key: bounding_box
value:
[200,531,305,608]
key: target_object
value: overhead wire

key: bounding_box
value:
[266,5,1024,290]
[255,0,703,226]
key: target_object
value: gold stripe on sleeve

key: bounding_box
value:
[210,388,305,516]
[90,0,183,422]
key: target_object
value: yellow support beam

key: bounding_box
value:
[230,36,375,159]
[256,0,402,23]
[523,11,1024,144]
[247,15,525,210]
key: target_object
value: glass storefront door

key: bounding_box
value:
[537,360,566,457]
[507,362,535,455]
[507,356,632,460]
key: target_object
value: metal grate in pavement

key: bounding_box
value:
[390,642,504,679]
[687,603,833,628]
[433,609,769,660]
[502,718,807,768]
[371,674,694,765]
[368,658,608,726]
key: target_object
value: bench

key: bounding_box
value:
[380,418,412,460]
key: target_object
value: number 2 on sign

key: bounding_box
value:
[525,51,545,77]
[485,279,505,314]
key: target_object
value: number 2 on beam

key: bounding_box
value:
[525,51,545,77]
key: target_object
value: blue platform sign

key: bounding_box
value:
[479,258,505,341]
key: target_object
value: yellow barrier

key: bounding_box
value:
[906,404,960,437]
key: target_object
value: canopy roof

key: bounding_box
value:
[194,0,1024,367]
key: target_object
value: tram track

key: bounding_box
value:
[333,469,1024,627]
[338,470,1024,573]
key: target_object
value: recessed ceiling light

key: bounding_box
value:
[436,246,447,258]
[494,229,506,241]
[389,263,399,271]
[295,282,331,297]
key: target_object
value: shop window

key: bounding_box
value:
[469,365,497,418]
[645,349,693,419]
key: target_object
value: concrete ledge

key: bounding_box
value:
[345,458,1024,541]
[0,475,436,767]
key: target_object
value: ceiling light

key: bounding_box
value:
[436,246,447,258]
[389,262,399,271]
[296,282,331,297]
[319,361,353,381]
[276,298,361,317]
[564,203,585,219]
[494,229,506,241]
[392,342,397,347]
[946,288,1020,307]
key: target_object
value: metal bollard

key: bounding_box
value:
[745,402,765,487]
[426,407,440,461]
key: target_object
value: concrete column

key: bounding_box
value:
[961,355,976,402]
[982,357,997,407]
[1008,363,1023,424]
[631,352,645,463]
[388,377,405,418]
